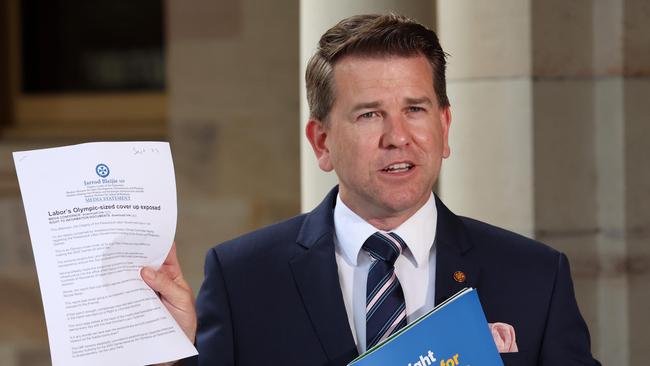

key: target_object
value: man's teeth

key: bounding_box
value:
[383,163,413,172]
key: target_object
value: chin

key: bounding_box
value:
[384,191,430,213]
[380,197,422,215]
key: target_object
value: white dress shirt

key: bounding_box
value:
[333,193,438,353]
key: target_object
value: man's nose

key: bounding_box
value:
[380,114,411,149]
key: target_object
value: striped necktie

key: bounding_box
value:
[363,231,408,350]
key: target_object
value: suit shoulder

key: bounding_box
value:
[208,213,307,262]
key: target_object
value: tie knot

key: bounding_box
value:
[362,232,405,266]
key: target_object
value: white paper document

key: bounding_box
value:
[13,142,197,366]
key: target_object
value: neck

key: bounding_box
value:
[366,214,415,231]
[341,198,429,232]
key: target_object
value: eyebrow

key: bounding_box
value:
[349,96,434,114]
[350,101,382,114]
[404,97,433,106]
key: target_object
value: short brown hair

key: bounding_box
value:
[305,13,449,122]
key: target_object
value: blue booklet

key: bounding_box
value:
[348,288,503,366]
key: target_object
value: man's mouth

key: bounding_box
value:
[381,162,414,173]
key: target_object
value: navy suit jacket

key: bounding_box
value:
[187,187,599,365]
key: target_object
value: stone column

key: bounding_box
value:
[437,0,534,237]
[621,2,650,363]
[529,1,602,360]
[593,0,628,363]
[299,0,435,211]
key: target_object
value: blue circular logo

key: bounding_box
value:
[96,163,110,178]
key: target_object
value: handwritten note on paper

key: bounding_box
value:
[13,142,197,366]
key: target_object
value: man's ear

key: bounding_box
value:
[440,106,452,159]
[305,119,334,172]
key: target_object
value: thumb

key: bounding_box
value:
[141,267,185,303]
[140,266,197,342]
[141,267,162,290]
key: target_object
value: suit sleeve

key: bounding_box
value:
[540,253,601,365]
[183,248,236,366]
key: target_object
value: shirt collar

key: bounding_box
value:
[334,193,437,267]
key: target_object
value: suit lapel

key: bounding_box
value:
[290,187,358,364]
[288,189,481,361]
[434,196,481,305]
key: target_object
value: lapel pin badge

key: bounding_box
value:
[453,271,466,283]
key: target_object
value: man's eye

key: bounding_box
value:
[359,111,379,119]
[408,106,425,113]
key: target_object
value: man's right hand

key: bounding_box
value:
[141,243,197,344]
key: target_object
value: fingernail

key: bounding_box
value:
[142,267,156,281]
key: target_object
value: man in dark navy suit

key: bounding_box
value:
[142,13,600,365]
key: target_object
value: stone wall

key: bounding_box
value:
[166,0,300,290]
[437,0,650,364]
[0,142,52,365]
[0,0,300,363]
